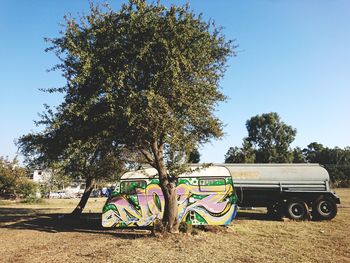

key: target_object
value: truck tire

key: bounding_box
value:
[286,198,310,221]
[312,196,337,221]
[267,202,284,220]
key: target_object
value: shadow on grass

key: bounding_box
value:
[236,210,277,221]
[1,207,279,238]
[0,207,151,239]
[0,207,57,223]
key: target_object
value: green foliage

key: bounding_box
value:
[245,112,296,163]
[18,0,233,177]
[225,139,255,163]
[225,112,296,163]
[292,147,307,163]
[302,142,325,163]
[325,165,350,187]
[16,178,38,197]
[303,143,350,187]
[0,157,37,198]
[17,1,234,224]
[225,146,244,163]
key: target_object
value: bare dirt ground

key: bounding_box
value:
[1,189,349,263]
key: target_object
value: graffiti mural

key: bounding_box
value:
[102,177,237,228]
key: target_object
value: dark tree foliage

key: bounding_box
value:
[303,143,350,187]
[224,139,255,163]
[188,148,200,163]
[292,147,306,163]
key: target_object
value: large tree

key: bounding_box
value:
[244,112,296,163]
[18,0,234,232]
[225,112,296,163]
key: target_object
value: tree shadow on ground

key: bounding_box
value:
[236,210,277,221]
[0,207,58,223]
[0,207,280,238]
[0,207,151,239]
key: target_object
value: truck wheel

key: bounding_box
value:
[286,198,310,221]
[312,196,337,221]
[267,203,284,220]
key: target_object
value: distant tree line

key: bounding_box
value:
[225,112,350,187]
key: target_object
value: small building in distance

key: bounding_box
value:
[27,169,86,198]
[27,169,52,184]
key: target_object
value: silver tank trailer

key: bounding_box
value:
[222,164,330,192]
[213,163,340,221]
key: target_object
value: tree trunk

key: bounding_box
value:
[149,141,179,233]
[71,177,96,217]
[160,178,179,233]
[157,165,179,233]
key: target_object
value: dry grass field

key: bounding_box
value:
[0,189,349,263]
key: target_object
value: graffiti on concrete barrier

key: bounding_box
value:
[102,177,237,228]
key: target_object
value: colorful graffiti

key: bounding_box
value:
[102,177,237,228]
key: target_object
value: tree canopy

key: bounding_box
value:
[17,0,234,230]
[225,112,296,163]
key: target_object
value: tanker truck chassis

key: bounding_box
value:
[222,164,340,221]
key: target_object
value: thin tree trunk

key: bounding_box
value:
[71,177,95,217]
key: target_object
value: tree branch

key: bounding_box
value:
[139,148,155,166]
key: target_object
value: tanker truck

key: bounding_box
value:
[222,163,340,221]
[102,164,339,228]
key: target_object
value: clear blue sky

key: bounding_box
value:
[0,0,349,163]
